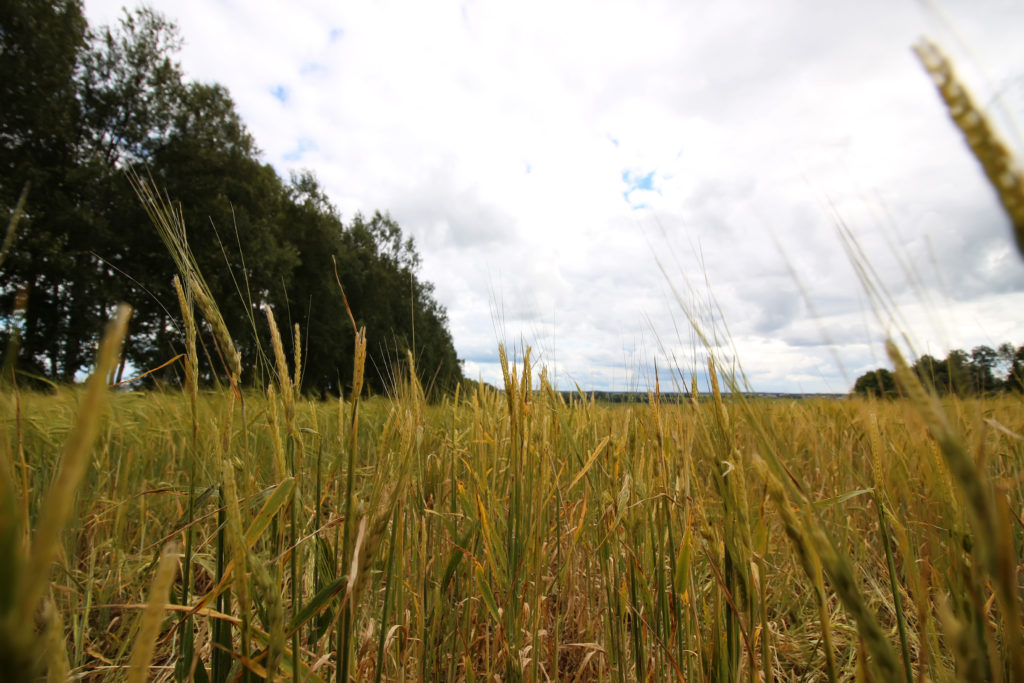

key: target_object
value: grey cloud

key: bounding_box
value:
[392,185,517,250]
[749,280,804,334]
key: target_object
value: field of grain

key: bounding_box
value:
[1,331,1022,681]
[2,34,1023,683]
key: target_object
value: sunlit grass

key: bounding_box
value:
[2,369,1023,680]
[2,33,1022,683]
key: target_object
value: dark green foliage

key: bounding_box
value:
[852,368,898,399]
[853,343,1024,397]
[1001,342,1024,392]
[2,4,189,379]
[334,210,462,396]
[968,345,999,393]
[1,3,462,395]
[77,6,185,167]
[2,0,92,379]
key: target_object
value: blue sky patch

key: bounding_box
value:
[300,62,327,76]
[283,138,317,162]
[622,169,659,208]
[622,169,655,191]
[329,27,344,42]
[271,85,289,103]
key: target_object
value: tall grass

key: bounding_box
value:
[1,35,1021,683]
[3,369,1023,680]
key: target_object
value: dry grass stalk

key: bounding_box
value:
[127,542,180,683]
[886,339,1024,678]
[293,323,302,393]
[172,275,198,404]
[130,171,241,386]
[751,453,838,681]
[41,598,68,683]
[6,378,1024,678]
[885,341,994,557]
[0,182,29,271]
[914,38,1024,257]
[13,305,131,631]
[221,457,251,619]
[264,304,292,405]
[195,281,242,386]
[266,385,288,482]
[249,552,284,680]
[351,328,367,400]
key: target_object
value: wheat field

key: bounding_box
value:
[1,342,1023,680]
[2,36,1023,682]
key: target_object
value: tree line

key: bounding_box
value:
[1,1,463,396]
[852,343,1024,398]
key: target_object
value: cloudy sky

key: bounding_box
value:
[83,0,1024,393]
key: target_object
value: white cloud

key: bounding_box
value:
[83,0,1024,392]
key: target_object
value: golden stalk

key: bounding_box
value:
[914,38,1024,257]
[264,305,294,424]
[194,280,241,386]
[293,323,302,394]
[173,276,198,404]
[127,542,180,683]
[13,305,131,629]
[266,385,288,482]
[351,328,367,400]
[221,458,251,623]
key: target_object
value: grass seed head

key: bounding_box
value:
[194,278,241,384]
[351,327,367,399]
[173,276,198,402]
[264,304,293,411]
[293,323,302,393]
[914,38,1024,258]
[127,542,180,683]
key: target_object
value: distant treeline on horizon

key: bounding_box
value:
[563,391,849,403]
[465,383,848,403]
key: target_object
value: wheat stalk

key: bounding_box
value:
[914,38,1024,257]
[127,542,180,683]
[13,306,130,630]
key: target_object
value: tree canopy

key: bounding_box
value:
[852,343,1024,398]
[1,1,463,396]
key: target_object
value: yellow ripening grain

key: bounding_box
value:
[3,381,1022,681]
